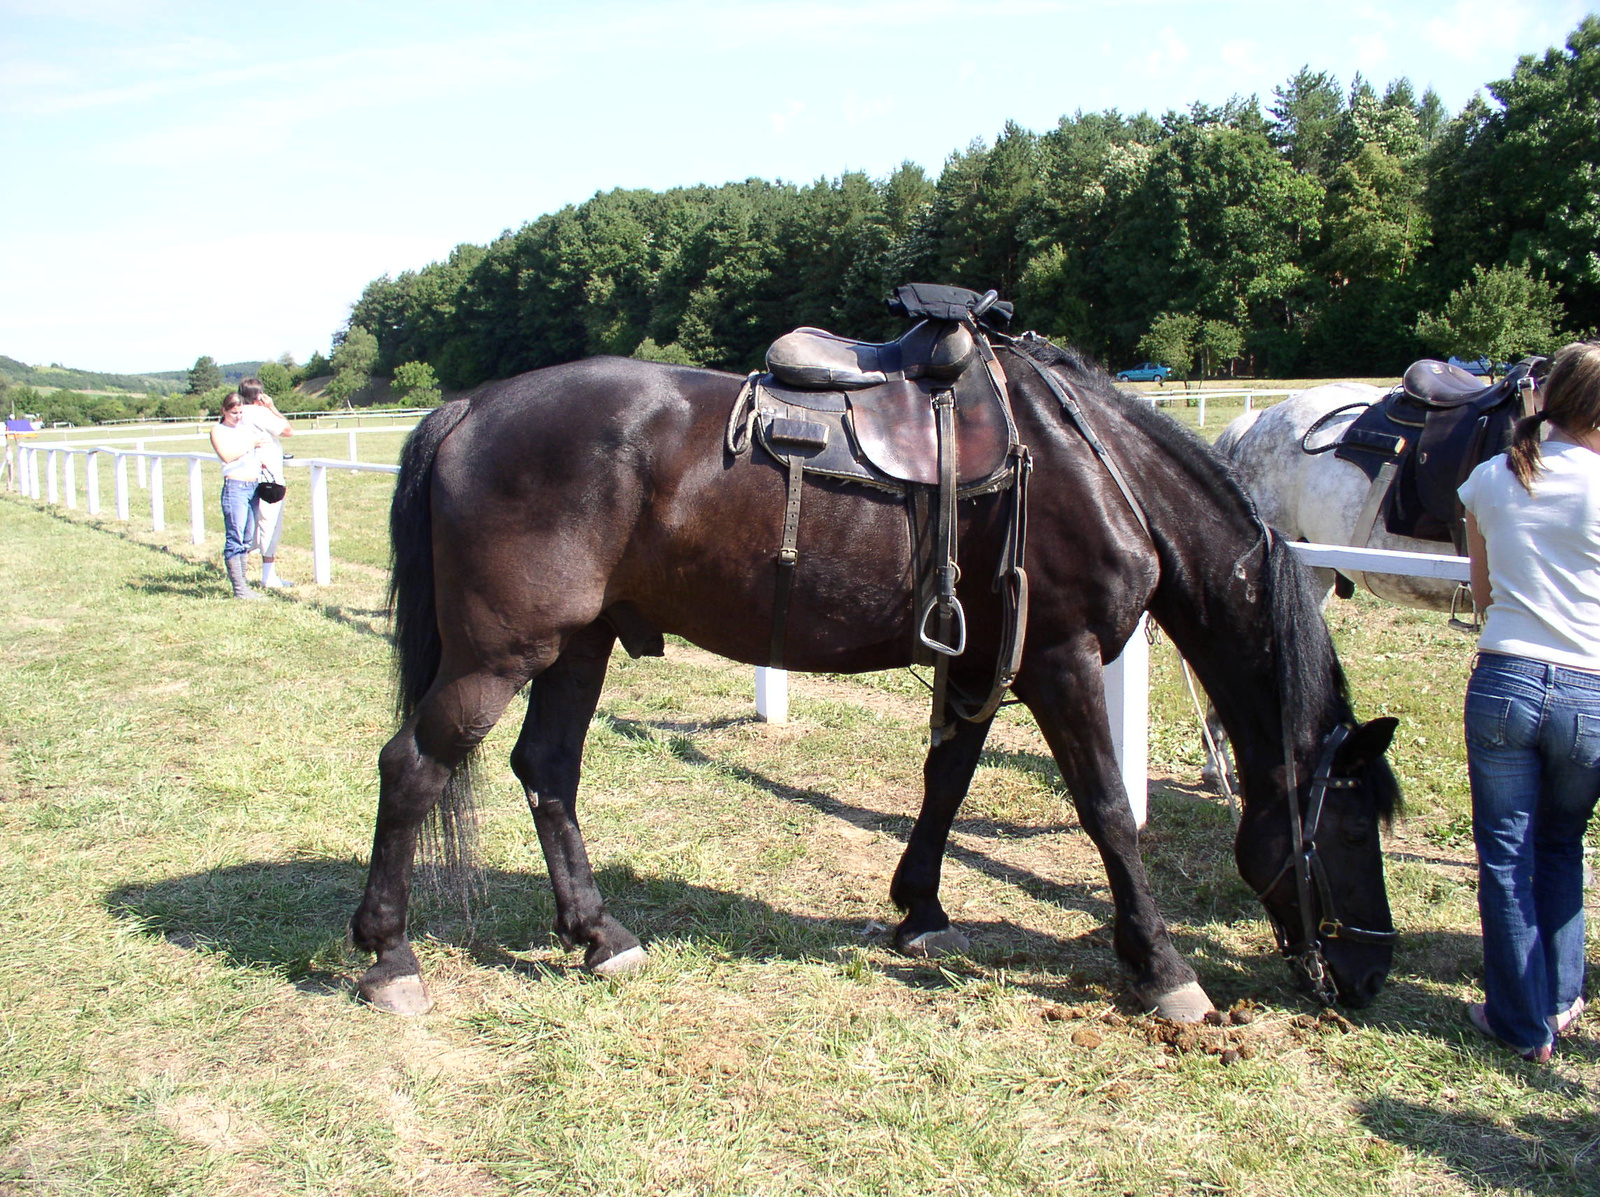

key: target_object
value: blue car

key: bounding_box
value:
[1116,362,1172,383]
[1448,355,1511,378]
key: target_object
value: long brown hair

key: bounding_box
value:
[1507,341,1600,492]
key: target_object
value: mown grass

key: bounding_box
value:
[1,430,1597,1195]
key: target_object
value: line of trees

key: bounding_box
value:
[341,18,1598,388]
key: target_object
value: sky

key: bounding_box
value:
[1,0,1590,375]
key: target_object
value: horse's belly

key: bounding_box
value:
[620,469,922,672]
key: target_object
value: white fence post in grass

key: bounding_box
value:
[1244,393,1254,414]
[46,449,59,504]
[31,446,43,499]
[754,666,789,723]
[349,429,358,461]
[115,454,129,520]
[86,451,100,515]
[149,457,164,531]
[135,440,147,488]
[310,463,331,584]
[1104,613,1150,827]
[64,452,76,509]
[1197,393,1207,429]
[187,457,205,544]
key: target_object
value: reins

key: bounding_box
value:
[1256,536,1396,1003]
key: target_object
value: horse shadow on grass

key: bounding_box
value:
[103,856,1140,1007]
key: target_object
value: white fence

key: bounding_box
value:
[5,434,404,586]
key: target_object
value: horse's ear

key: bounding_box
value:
[1338,717,1398,767]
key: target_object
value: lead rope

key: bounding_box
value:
[1179,659,1239,824]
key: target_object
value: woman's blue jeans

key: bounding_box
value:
[1465,652,1600,1052]
[220,479,259,560]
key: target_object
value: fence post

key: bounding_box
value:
[1197,394,1207,429]
[1244,393,1253,414]
[310,463,331,584]
[46,449,59,504]
[135,440,147,488]
[87,451,101,514]
[1103,614,1150,828]
[149,457,164,531]
[754,667,789,724]
[187,457,205,545]
[3,439,11,492]
[348,429,358,461]
[64,452,76,509]
[115,454,129,520]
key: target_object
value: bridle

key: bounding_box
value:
[1253,721,1397,1004]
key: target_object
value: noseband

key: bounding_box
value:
[1254,722,1397,1004]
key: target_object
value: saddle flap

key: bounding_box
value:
[848,373,1012,487]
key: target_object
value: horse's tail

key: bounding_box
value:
[390,398,471,719]
[388,398,480,908]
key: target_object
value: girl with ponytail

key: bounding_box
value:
[1458,340,1600,1062]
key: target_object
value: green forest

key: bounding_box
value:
[346,17,1599,388]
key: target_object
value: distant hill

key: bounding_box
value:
[0,355,184,396]
[142,361,269,386]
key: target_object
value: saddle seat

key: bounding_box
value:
[765,320,976,390]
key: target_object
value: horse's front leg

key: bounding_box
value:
[509,621,646,975]
[889,713,994,956]
[1017,639,1216,1022]
[350,669,523,1015]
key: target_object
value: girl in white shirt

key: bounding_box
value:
[1458,340,1600,1061]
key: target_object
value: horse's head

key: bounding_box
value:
[1235,716,1400,1007]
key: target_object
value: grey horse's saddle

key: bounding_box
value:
[1331,357,1543,548]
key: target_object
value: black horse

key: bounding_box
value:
[350,336,1401,1019]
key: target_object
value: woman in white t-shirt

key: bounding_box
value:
[209,392,272,600]
[1458,340,1600,1062]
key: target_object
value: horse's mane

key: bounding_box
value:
[1007,334,1399,821]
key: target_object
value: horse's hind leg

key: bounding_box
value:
[351,668,525,1015]
[508,620,645,974]
[1018,638,1216,1022]
[889,714,994,956]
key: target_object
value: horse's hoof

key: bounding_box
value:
[1138,980,1215,1023]
[590,945,648,977]
[899,927,970,958]
[358,972,435,1016]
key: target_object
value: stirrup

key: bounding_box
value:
[917,595,967,656]
[1448,582,1480,634]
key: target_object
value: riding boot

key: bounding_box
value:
[226,555,264,600]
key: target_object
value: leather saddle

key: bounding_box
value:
[728,284,1028,741]
[1331,357,1541,546]
[753,320,1015,492]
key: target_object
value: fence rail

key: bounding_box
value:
[7,438,400,585]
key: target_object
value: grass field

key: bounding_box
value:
[1,395,1596,1195]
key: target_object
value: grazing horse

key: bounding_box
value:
[349,336,1401,1021]
[1216,384,1464,611]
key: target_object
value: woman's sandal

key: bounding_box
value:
[1466,1002,1553,1063]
